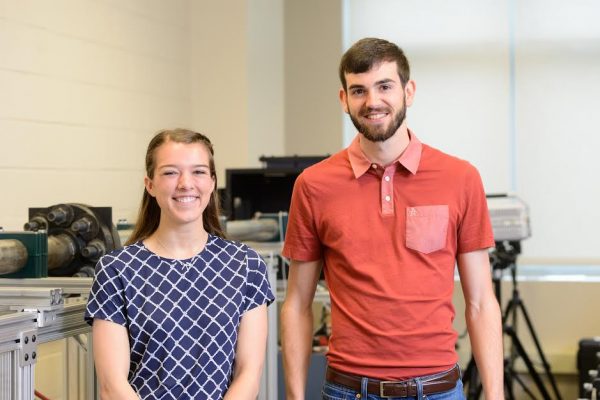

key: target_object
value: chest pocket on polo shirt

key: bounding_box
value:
[405,205,449,254]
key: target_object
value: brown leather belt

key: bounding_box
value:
[325,365,460,398]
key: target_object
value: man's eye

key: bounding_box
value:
[194,170,207,175]
[351,89,364,96]
[163,171,177,176]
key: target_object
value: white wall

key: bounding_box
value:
[514,0,600,262]
[0,0,191,230]
[189,0,250,186]
[248,0,285,166]
[284,0,344,155]
[0,0,286,230]
[190,0,285,185]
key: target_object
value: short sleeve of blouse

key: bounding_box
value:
[243,247,275,313]
[84,255,127,326]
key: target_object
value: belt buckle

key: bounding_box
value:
[379,381,395,398]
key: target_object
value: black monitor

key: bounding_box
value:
[223,168,302,220]
[223,156,328,221]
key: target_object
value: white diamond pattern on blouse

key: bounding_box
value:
[85,236,273,400]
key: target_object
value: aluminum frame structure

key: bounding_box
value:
[0,278,96,400]
[256,249,278,400]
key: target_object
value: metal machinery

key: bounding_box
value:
[0,279,97,400]
[0,204,121,400]
[252,249,278,400]
[0,203,280,400]
[1,204,121,279]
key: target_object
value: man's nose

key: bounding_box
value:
[365,90,381,108]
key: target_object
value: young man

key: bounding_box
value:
[281,38,504,399]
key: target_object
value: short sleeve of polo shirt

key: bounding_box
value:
[243,247,275,313]
[85,255,127,326]
[282,173,322,261]
[457,164,495,253]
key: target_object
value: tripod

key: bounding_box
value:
[462,241,562,400]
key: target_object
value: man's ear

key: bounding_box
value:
[339,87,349,113]
[404,79,416,107]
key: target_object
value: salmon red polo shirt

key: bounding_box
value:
[282,131,495,380]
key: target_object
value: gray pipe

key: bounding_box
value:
[48,234,76,270]
[226,219,279,242]
[0,239,28,275]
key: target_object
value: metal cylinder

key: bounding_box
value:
[24,221,40,231]
[73,265,96,278]
[71,218,91,233]
[81,240,106,259]
[70,216,98,241]
[225,219,280,241]
[47,234,76,271]
[47,205,74,226]
[23,216,48,232]
[0,239,28,275]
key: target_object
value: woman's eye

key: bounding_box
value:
[194,170,208,175]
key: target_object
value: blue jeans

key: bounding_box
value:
[321,369,465,400]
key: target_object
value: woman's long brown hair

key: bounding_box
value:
[125,128,226,245]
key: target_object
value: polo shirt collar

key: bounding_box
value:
[348,129,423,178]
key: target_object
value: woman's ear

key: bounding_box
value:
[144,176,155,196]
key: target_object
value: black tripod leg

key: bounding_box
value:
[463,357,474,385]
[503,298,516,326]
[512,372,539,399]
[517,301,563,400]
[505,377,516,400]
[504,361,517,400]
[505,326,552,399]
[503,299,518,396]
[463,357,482,400]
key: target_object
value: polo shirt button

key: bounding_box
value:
[384,176,390,182]
[385,195,391,202]
[371,164,378,169]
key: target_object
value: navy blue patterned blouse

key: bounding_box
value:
[85,235,274,400]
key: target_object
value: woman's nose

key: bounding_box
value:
[177,172,192,189]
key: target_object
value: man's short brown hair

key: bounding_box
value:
[339,38,410,91]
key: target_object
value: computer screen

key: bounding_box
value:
[224,168,302,220]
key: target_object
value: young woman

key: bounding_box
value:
[85,129,274,400]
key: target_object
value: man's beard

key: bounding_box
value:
[349,102,407,143]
